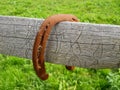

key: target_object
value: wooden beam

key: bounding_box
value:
[0,16,120,68]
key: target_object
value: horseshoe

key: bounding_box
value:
[32,14,79,80]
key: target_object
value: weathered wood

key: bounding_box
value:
[0,16,120,68]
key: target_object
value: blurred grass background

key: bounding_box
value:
[0,0,120,90]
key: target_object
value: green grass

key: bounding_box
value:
[0,0,120,90]
[0,0,120,24]
[0,54,117,90]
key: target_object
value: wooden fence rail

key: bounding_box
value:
[0,16,120,68]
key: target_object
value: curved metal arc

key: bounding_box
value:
[32,14,79,80]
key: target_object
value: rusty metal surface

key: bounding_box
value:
[32,14,79,80]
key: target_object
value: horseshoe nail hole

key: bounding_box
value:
[46,25,48,29]
[46,22,50,29]
[37,46,42,57]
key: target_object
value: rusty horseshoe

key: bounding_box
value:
[32,14,79,80]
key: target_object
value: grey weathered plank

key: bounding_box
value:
[0,16,120,68]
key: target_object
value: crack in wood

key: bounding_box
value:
[0,16,120,68]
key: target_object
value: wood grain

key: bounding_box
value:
[0,16,120,68]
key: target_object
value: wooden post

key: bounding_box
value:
[0,16,120,68]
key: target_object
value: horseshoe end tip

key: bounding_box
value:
[66,66,75,70]
[39,73,49,80]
